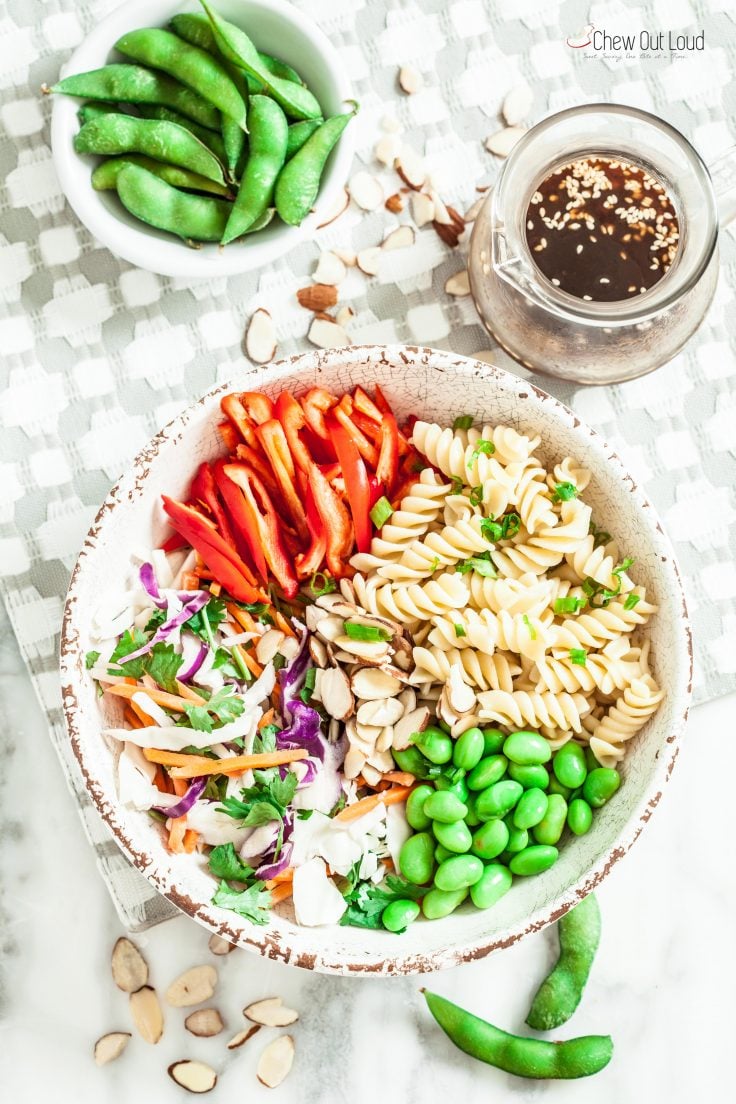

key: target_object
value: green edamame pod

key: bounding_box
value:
[582,768,621,808]
[49,63,220,128]
[75,114,226,184]
[503,730,552,765]
[171,12,305,89]
[201,1,322,120]
[469,863,512,909]
[222,95,287,242]
[423,791,468,824]
[467,755,508,792]
[115,28,246,127]
[475,780,523,820]
[114,164,232,242]
[422,886,468,919]
[434,774,469,803]
[435,854,483,892]
[513,787,549,830]
[257,51,305,88]
[432,819,472,854]
[411,726,453,765]
[553,743,588,789]
[526,894,601,1030]
[480,728,506,755]
[509,844,559,876]
[399,831,436,885]
[275,107,358,226]
[285,117,323,159]
[423,990,613,1079]
[567,798,593,836]
[77,100,125,124]
[509,762,550,790]
[382,898,420,933]
[392,746,430,777]
[91,154,233,197]
[453,727,485,771]
[471,818,509,861]
[406,784,434,831]
[533,793,568,845]
[434,844,453,864]
[136,104,227,162]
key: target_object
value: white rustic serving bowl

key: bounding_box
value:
[50,0,354,278]
[60,346,692,975]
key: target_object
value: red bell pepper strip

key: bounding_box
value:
[372,385,411,454]
[373,384,392,416]
[221,393,258,447]
[333,396,379,468]
[300,387,338,448]
[350,409,384,445]
[161,496,265,604]
[306,461,353,576]
[212,459,269,585]
[352,385,384,423]
[190,462,237,548]
[160,531,188,553]
[216,420,238,451]
[240,392,274,426]
[294,483,327,578]
[274,391,313,472]
[233,443,281,501]
[256,419,309,541]
[327,415,372,555]
[222,463,299,598]
[376,411,399,495]
[367,475,384,511]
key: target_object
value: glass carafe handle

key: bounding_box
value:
[710,145,736,227]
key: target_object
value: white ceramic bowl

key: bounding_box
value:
[60,347,692,975]
[50,0,355,277]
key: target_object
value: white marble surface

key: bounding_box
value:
[1,600,734,1102]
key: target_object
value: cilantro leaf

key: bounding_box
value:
[184,686,245,733]
[187,595,227,640]
[341,875,428,931]
[297,808,314,821]
[107,628,148,678]
[553,481,578,503]
[208,843,256,882]
[85,650,100,670]
[212,647,240,679]
[241,801,282,828]
[144,609,167,632]
[253,725,279,754]
[212,880,271,925]
[145,642,184,694]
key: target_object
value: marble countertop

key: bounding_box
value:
[1,601,733,1103]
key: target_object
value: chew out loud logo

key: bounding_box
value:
[565,24,705,53]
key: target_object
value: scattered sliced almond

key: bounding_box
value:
[314,250,347,285]
[382,225,415,251]
[374,134,398,166]
[315,187,349,229]
[502,84,533,126]
[307,317,351,349]
[296,283,339,311]
[398,686,417,714]
[433,205,465,248]
[464,195,486,223]
[385,192,404,213]
[350,667,402,699]
[429,190,452,225]
[185,1008,225,1037]
[168,1060,218,1094]
[308,635,329,668]
[255,628,286,664]
[445,270,471,297]
[398,65,423,94]
[356,247,382,276]
[129,986,163,1045]
[485,126,526,158]
[349,171,384,211]
[227,1025,261,1050]
[208,933,235,956]
[392,705,431,750]
[319,667,354,721]
[93,1032,131,1067]
[244,996,300,1027]
[395,149,426,191]
[257,1035,295,1088]
[166,965,218,1008]
[245,308,276,364]
[411,191,435,227]
[333,247,356,267]
[111,937,148,993]
[336,305,355,329]
[356,697,404,726]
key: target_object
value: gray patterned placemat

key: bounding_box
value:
[2,0,735,929]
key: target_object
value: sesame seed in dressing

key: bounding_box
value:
[524,156,680,301]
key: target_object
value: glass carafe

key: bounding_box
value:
[468,104,736,384]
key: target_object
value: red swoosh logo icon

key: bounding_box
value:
[566,25,594,48]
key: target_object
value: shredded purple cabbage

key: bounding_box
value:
[257,841,293,880]
[155,776,206,819]
[139,562,165,607]
[278,620,310,716]
[119,591,209,664]
[179,634,208,681]
[276,700,327,762]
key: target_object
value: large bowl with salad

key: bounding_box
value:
[60,345,692,975]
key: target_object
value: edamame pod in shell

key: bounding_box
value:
[115,28,246,127]
[136,104,227,163]
[49,63,220,128]
[92,154,233,197]
[222,95,288,242]
[114,164,232,242]
[74,114,226,184]
[171,12,305,90]
[275,106,358,226]
[526,894,601,1031]
[285,118,323,159]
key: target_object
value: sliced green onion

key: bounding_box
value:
[344,621,392,643]
[449,477,464,495]
[522,614,537,640]
[230,644,252,682]
[370,496,394,528]
[453,415,473,430]
[455,551,497,578]
[468,439,495,468]
[553,481,578,502]
[589,521,611,548]
[310,571,336,597]
[624,593,641,611]
[554,596,586,615]
[429,556,440,573]
[469,485,483,507]
[454,623,466,638]
[569,648,587,666]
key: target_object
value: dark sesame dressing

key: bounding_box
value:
[525,157,680,302]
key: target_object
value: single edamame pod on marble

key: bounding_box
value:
[526,894,602,1030]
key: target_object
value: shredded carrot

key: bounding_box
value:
[182,829,199,853]
[335,785,413,823]
[129,698,156,727]
[143,746,308,779]
[209,581,221,597]
[168,817,187,853]
[180,571,199,590]
[175,680,205,703]
[272,609,296,638]
[235,642,263,678]
[106,682,205,712]
[153,766,171,794]
[269,882,293,904]
[267,867,294,885]
[124,705,145,730]
[258,708,275,731]
[171,775,189,797]
[381,771,416,787]
[227,602,258,634]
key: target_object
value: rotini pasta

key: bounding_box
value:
[376,514,490,582]
[477,689,593,734]
[411,646,521,692]
[350,468,449,573]
[588,675,664,766]
[351,571,469,625]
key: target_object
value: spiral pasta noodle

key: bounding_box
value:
[377,514,490,582]
[477,689,593,733]
[350,468,448,573]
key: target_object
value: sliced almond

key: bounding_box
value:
[392,705,431,750]
[244,997,300,1027]
[336,305,355,329]
[185,1008,225,1037]
[296,283,338,311]
[375,724,395,752]
[334,635,390,661]
[349,171,384,211]
[445,270,471,297]
[502,84,533,126]
[319,667,354,721]
[382,225,415,251]
[308,635,329,668]
[429,190,452,225]
[111,937,148,993]
[356,697,404,726]
[166,965,218,1008]
[464,195,486,223]
[398,65,423,94]
[256,628,286,665]
[279,635,300,661]
[257,1035,295,1089]
[398,687,417,714]
[129,986,163,1045]
[245,308,277,364]
[392,635,414,671]
[314,614,344,643]
[356,247,382,276]
[208,934,235,956]
[446,665,476,713]
[316,594,357,614]
[307,317,351,349]
[361,762,383,786]
[433,206,465,247]
[333,247,356,267]
[374,134,398,166]
[168,1060,217,1094]
[395,149,426,190]
[385,192,404,213]
[315,187,349,229]
[227,1025,261,1050]
[314,251,347,285]
[350,667,402,699]
[485,126,526,158]
[305,603,329,630]
[410,191,435,227]
[93,1032,131,1067]
[367,745,395,772]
